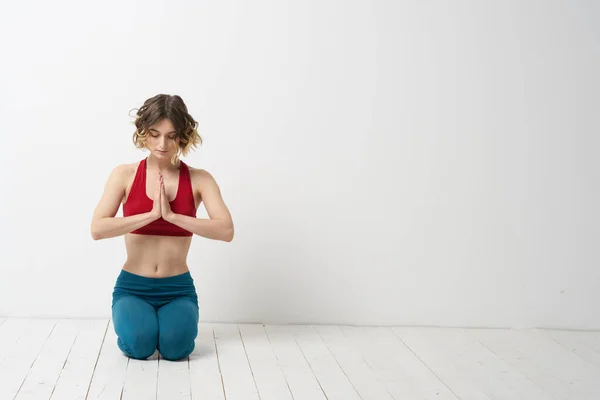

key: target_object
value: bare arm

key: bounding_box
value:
[165,170,234,242]
[90,165,160,240]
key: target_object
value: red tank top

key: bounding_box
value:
[123,158,197,236]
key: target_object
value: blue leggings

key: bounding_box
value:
[112,269,199,361]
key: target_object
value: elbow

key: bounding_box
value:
[222,224,234,242]
[92,233,104,241]
[91,230,103,241]
[90,222,104,241]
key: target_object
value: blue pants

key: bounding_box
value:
[112,269,199,361]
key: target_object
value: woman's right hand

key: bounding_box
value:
[150,172,162,220]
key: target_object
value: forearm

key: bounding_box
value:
[168,213,234,242]
[91,213,156,240]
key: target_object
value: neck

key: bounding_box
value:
[146,154,180,172]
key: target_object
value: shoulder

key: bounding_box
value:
[187,164,214,180]
[186,164,219,189]
[106,161,139,184]
[115,161,138,177]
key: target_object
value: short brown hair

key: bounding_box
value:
[131,94,202,164]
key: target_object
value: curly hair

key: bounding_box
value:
[130,94,203,165]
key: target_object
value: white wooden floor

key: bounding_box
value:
[1,318,600,399]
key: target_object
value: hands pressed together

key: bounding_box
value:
[150,172,175,222]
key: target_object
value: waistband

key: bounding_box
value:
[116,269,194,285]
[112,269,197,306]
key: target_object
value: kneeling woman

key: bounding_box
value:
[90,94,234,360]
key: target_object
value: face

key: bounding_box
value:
[146,118,180,159]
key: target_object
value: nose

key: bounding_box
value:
[158,136,168,149]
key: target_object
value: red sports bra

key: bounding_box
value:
[123,158,197,236]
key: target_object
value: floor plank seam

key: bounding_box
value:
[187,355,192,400]
[49,330,80,399]
[156,352,161,400]
[340,327,396,400]
[238,324,262,400]
[389,328,462,400]
[119,357,130,400]
[213,325,227,399]
[263,325,295,400]
[476,339,555,399]
[14,320,58,399]
[85,319,110,400]
[293,334,328,399]
[541,331,600,372]
[314,326,363,400]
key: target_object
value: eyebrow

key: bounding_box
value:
[149,128,177,134]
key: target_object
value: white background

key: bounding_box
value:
[0,0,598,329]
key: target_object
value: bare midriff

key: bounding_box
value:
[122,233,193,277]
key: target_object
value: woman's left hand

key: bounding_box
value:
[160,175,175,222]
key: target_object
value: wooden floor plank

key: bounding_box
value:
[292,325,361,400]
[121,350,159,400]
[316,325,396,400]
[344,326,460,400]
[86,320,129,400]
[238,324,293,400]
[14,319,78,400]
[0,318,57,400]
[213,323,260,400]
[50,319,109,400]
[0,319,31,362]
[399,327,554,400]
[543,329,600,369]
[157,353,191,399]
[189,323,226,399]
[264,324,327,400]
[476,328,600,399]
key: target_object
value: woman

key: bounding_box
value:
[90,94,234,361]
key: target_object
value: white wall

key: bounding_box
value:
[0,0,598,329]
